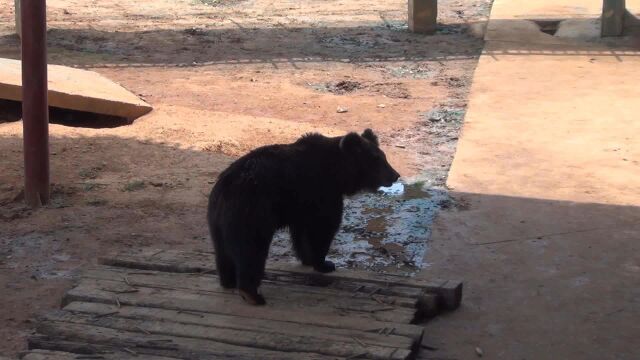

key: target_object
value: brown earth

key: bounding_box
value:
[0,0,491,355]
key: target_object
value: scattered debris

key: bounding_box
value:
[331,80,362,94]
[86,198,108,206]
[368,82,411,99]
[385,64,437,79]
[423,106,466,123]
[122,180,145,192]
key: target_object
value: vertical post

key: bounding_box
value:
[601,0,625,37]
[21,0,50,207]
[409,0,437,34]
[15,0,22,38]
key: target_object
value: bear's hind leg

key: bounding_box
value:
[235,256,267,305]
[215,250,237,289]
[211,226,237,289]
[234,232,271,306]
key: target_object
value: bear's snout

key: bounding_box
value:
[382,168,400,187]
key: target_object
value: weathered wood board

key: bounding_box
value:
[23,248,463,360]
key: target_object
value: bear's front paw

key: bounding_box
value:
[313,260,336,273]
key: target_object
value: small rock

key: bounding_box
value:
[377,104,386,108]
[475,346,483,357]
[337,107,348,113]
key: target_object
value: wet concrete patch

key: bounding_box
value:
[269,181,449,275]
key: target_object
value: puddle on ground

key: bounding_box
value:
[269,181,449,276]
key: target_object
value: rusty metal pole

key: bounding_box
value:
[21,0,50,207]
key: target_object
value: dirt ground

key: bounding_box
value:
[0,0,491,356]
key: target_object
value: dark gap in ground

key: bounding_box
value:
[0,99,132,128]
[0,99,22,122]
[49,107,132,128]
[532,19,562,36]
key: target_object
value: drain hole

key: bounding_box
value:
[532,20,562,36]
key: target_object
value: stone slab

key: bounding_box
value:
[0,58,152,119]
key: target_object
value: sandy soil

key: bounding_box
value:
[0,0,491,355]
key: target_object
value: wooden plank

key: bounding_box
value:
[22,349,177,360]
[41,310,411,360]
[65,277,415,324]
[33,321,347,360]
[101,248,433,291]
[64,301,415,350]
[602,0,626,37]
[28,336,153,358]
[62,280,425,340]
[27,337,182,359]
[83,266,421,311]
[99,248,462,311]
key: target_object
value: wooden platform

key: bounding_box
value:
[0,58,152,120]
[22,248,462,360]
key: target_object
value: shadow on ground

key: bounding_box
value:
[0,23,483,68]
[418,192,640,360]
[2,18,639,70]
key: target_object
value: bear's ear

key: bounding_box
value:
[340,132,363,152]
[361,128,378,146]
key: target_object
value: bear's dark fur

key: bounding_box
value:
[207,129,400,305]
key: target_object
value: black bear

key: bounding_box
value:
[207,129,400,305]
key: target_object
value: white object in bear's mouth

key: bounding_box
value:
[378,182,405,195]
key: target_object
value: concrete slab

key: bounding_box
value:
[485,0,640,45]
[0,58,152,119]
[418,0,640,359]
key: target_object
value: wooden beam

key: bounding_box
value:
[21,0,50,207]
[15,0,21,38]
[98,247,463,313]
[601,0,626,37]
[40,310,412,360]
[409,0,437,34]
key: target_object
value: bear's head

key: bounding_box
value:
[340,129,400,193]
